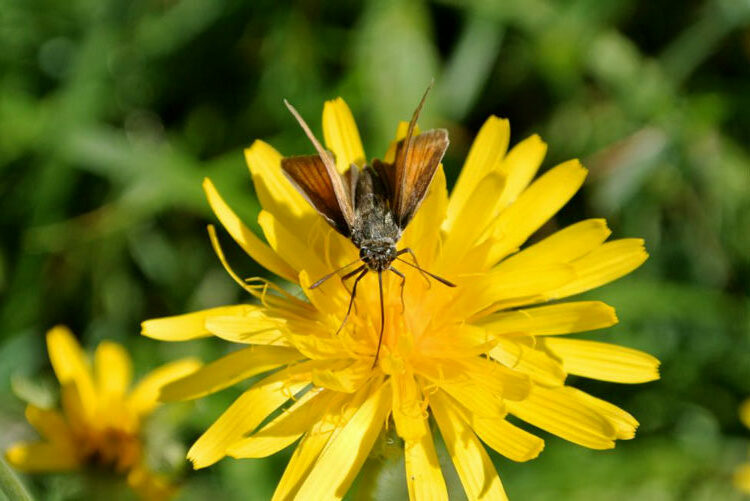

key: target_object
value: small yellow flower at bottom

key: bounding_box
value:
[5,326,201,501]
[735,399,750,494]
[143,98,660,500]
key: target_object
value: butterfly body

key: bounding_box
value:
[281,84,455,365]
[350,167,401,272]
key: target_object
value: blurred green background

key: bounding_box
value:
[2,0,750,499]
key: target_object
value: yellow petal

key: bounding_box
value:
[399,167,448,269]
[127,358,202,416]
[447,393,544,462]
[734,463,750,494]
[258,209,330,279]
[478,301,618,336]
[548,239,648,299]
[404,429,448,501]
[141,305,256,341]
[296,381,391,500]
[126,464,176,501]
[506,385,616,449]
[312,361,371,393]
[205,313,288,346]
[273,434,333,500]
[5,441,79,472]
[442,135,547,274]
[203,177,298,282]
[483,160,588,266]
[740,399,750,429]
[415,356,530,404]
[322,97,366,173]
[228,388,342,459]
[270,386,373,500]
[441,172,506,269]
[439,380,505,419]
[284,322,352,362]
[444,116,510,232]
[416,324,499,360]
[272,391,359,501]
[46,326,97,420]
[430,391,508,501]
[472,416,544,463]
[24,405,74,448]
[187,365,312,469]
[244,140,312,223]
[543,338,660,383]
[59,384,89,432]
[500,219,612,269]
[489,338,566,386]
[453,264,575,319]
[392,371,428,441]
[94,341,132,400]
[456,357,532,401]
[560,386,638,440]
[207,224,300,302]
[161,345,302,402]
[495,134,547,208]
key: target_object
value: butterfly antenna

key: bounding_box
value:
[309,257,363,289]
[395,257,456,288]
[283,99,337,173]
[372,270,386,368]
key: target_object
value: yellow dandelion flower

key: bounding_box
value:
[143,97,660,500]
[6,326,201,500]
[735,399,750,493]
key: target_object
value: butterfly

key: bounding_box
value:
[281,84,455,365]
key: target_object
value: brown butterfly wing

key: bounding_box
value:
[281,155,353,236]
[282,99,356,234]
[372,159,395,201]
[343,163,360,205]
[390,128,449,228]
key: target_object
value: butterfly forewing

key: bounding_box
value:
[389,128,449,228]
[281,155,353,236]
[282,100,356,234]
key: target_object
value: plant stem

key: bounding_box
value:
[0,456,33,501]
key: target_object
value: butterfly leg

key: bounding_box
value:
[335,267,367,336]
[396,248,431,287]
[340,272,360,314]
[389,267,406,314]
[309,257,362,289]
[396,249,457,288]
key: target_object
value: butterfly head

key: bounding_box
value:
[359,239,397,272]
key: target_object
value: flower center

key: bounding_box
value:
[80,425,142,473]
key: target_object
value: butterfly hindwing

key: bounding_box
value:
[372,159,395,201]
